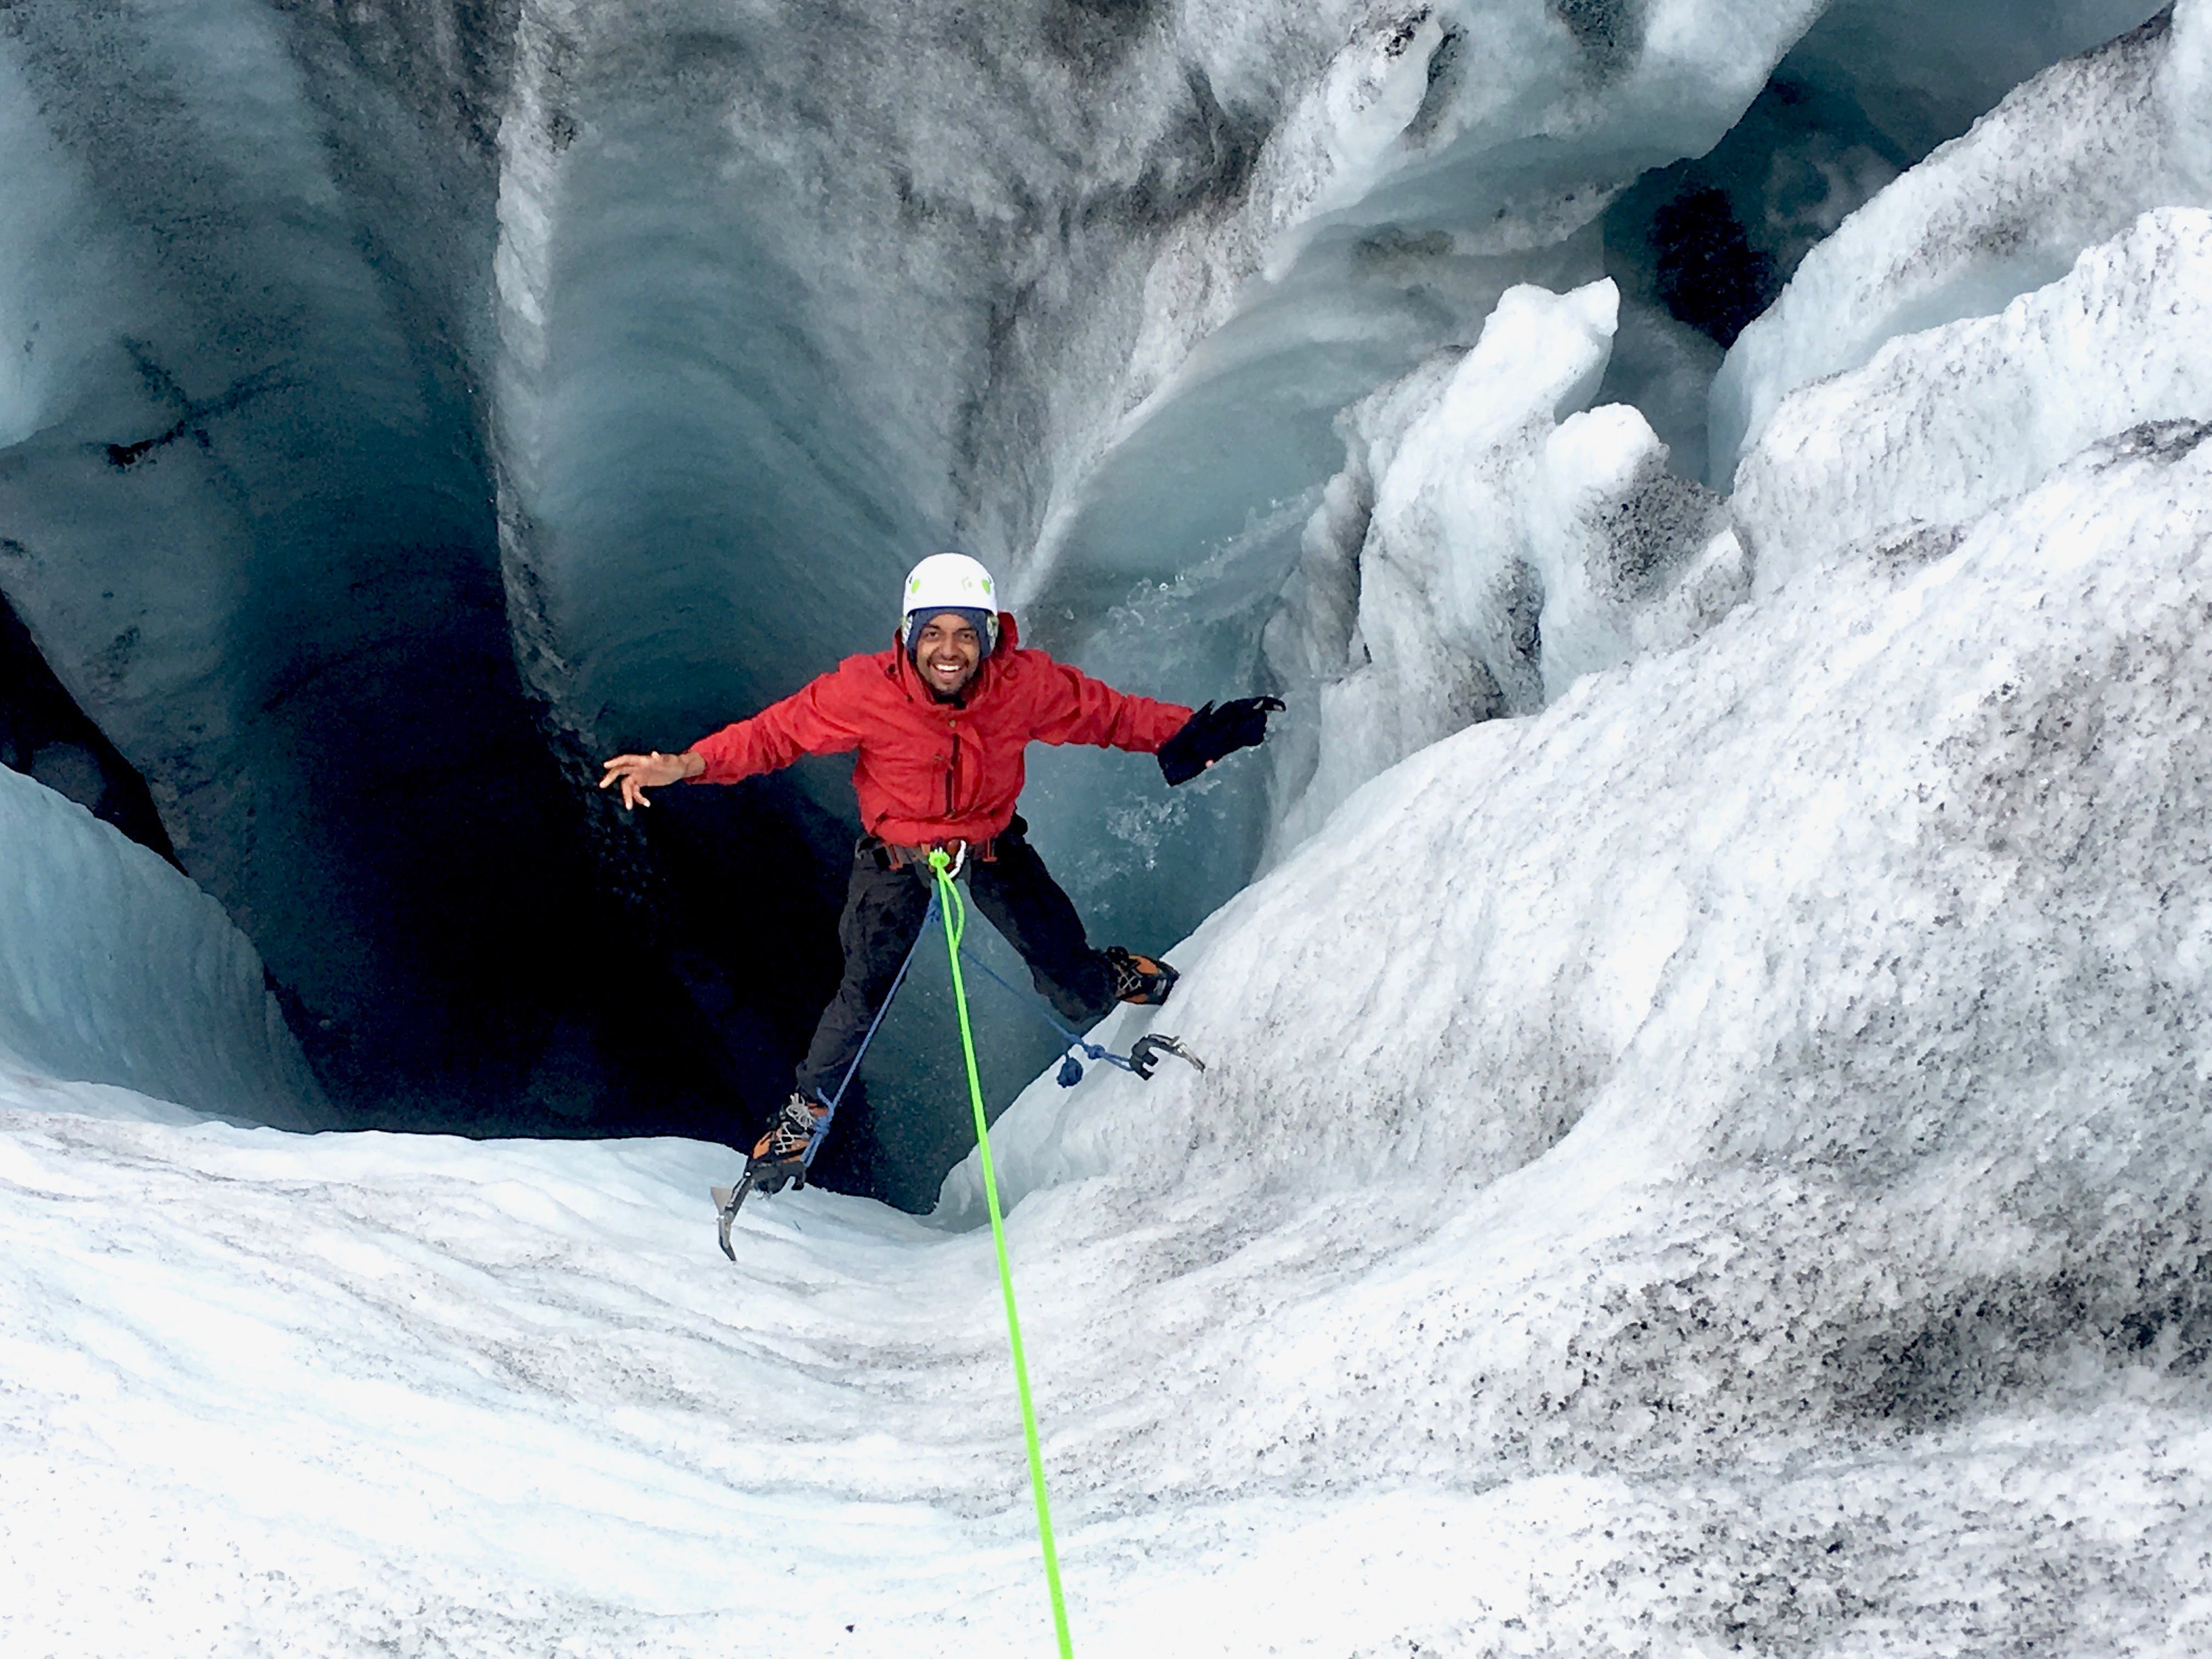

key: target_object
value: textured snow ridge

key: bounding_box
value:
[949,422,2212,1644]
[1734,205,2212,592]
[0,765,319,1127]
[1711,0,2212,480]
[10,1105,2200,1659]
[1262,279,1741,857]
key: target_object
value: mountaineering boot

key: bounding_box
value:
[1105,945,1177,1006]
[747,1091,827,1195]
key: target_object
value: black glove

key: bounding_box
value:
[1158,696,1284,786]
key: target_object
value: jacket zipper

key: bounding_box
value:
[945,730,960,817]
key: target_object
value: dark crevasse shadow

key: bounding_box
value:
[0,583,179,865]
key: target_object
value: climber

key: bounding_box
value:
[599,551,1282,1192]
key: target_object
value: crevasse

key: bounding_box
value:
[5,3,2212,1652]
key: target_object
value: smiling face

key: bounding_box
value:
[911,611,984,698]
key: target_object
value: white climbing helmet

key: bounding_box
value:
[899,552,1001,654]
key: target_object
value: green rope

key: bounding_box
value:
[927,849,1074,1658]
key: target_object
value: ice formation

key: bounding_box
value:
[0,764,319,1127]
[1260,278,1742,853]
[7,1,2212,1650]
[1735,206,2212,590]
[1711,0,2212,479]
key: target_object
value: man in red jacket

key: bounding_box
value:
[600,552,1280,1191]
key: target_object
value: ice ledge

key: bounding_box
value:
[1733,205,2212,594]
[1712,0,2211,481]
[0,763,324,1127]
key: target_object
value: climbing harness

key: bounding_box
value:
[927,847,1074,1659]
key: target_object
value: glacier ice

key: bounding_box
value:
[5,0,2212,1644]
[1589,0,2166,488]
[456,0,1882,1160]
[1711,0,2212,479]
[1734,206,2212,592]
[0,0,732,1136]
[0,764,320,1126]
[967,414,2212,1231]
[1257,7,2205,870]
[1779,0,2176,160]
[951,418,2212,1641]
[5,0,1845,1141]
[3,0,2169,1156]
[0,589,177,859]
[1259,278,1742,855]
[9,395,2212,1648]
[486,0,1833,950]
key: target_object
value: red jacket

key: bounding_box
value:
[686,613,1192,845]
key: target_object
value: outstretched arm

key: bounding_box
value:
[598,665,866,810]
[598,749,705,810]
[1025,658,1282,782]
[1028,659,1193,752]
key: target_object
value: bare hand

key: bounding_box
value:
[599,750,698,810]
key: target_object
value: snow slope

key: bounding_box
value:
[10,396,2212,1650]
[1734,206,2212,591]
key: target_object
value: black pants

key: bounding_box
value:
[793,820,1120,1104]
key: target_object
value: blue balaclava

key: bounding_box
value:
[904,606,995,660]
[899,552,1001,661]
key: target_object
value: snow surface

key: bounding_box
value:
[960,419,2212,1650]
[12,408,2212,1653]
[1734,206,2212,593]
[13,1079,2207,1659]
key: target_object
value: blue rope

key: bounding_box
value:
[805,878,1136,1176]
[803,888,939,1168]
[952,941,1138,1085]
